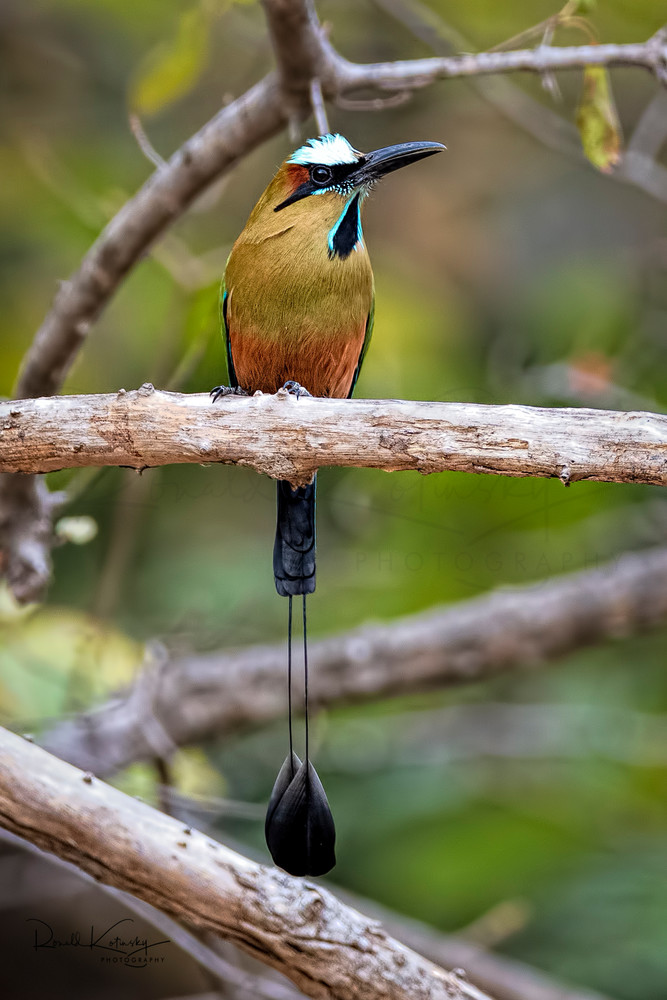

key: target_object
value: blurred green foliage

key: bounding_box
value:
[2,0,667,996]
[577,65,622,173]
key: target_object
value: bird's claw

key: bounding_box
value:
[210,385,248,403]
[282,380,312,399]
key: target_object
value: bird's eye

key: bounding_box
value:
[311,165,333,186]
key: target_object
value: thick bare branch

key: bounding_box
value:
[42,547,667,777]
[1,387,666,486]
[1,822,612,1000]
[0,726,493,1000]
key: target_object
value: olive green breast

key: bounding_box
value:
[225,192,374,344]
[223,189,374,396]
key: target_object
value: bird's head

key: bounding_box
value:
[274,133,445,212]
[246,133,444,260]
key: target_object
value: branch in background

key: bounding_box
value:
[372,0,667,206]
[42,547,667,777]
[329,33,667,93]
[373,0,581,159]
[2,388,666,486]
[0,726,494,1000]
[346,893,614,1000]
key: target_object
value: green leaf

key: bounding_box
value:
[576,65,622,174]
[0,607,143,722]
[130,7,210,117]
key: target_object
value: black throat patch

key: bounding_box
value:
[329,194,361,260]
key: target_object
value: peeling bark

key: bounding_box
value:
[1,388,666,487]
[0,727,493,1000]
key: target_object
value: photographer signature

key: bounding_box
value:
[27,918,170,968]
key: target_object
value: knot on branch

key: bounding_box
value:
[0,475,65,604]
[262,0,334,117]
[650,27,667,86]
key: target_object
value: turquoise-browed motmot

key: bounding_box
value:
[213,133,444,877]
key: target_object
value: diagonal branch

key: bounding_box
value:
[1,388,666,486]
[1,823,613,1000]
[41,546,667,778]
[0,725,494,1000]
[12,76,287,402]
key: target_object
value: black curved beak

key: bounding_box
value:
[352,140,445,185]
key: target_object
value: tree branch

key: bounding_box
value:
[1,388,666,486]
[329,33,667,94]
[1,822,612,1000]
[42,546,667,778]
[261,0,331,116]
[0,726,494,1000]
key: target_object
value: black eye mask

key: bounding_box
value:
[275,159,366,212]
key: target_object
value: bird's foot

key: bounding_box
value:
[282,380,312,399]
[210,385,249,403]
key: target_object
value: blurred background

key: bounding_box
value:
[2,0,667,997]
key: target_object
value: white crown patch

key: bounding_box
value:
[289,134,361,167]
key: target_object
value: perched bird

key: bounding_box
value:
[212,133,444,877]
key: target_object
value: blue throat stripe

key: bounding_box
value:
[327,194,363,259]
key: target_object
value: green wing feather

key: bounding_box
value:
[348,292,375,398]
[219,277,238,388]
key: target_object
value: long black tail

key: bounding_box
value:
[267,475,335,875]
[273,477,316,596]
